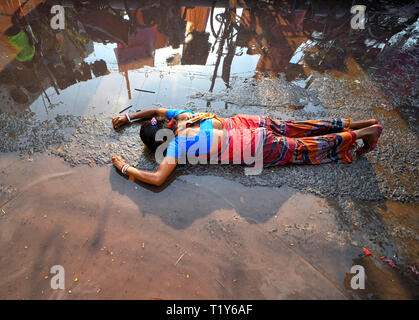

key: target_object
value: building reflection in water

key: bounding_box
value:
[0,0,417,114]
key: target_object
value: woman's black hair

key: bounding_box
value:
[139,118,175,152]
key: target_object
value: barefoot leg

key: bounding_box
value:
[352,125,382,154]
[349,119,378,130]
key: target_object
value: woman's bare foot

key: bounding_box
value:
[349,119,378,130]
[354,124,383,154]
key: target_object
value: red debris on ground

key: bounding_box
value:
[380,256,398,268]
[363,248,371,256]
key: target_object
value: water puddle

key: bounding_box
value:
[1,154,417,299]
[0,1,418,299]
[0,1,417,119]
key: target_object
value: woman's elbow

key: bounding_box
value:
[152,174,165,187]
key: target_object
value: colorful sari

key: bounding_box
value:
[166,109,357,167]
[215,115,356,167]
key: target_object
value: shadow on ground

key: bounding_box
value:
[109,167,298,229]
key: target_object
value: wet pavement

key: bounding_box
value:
[0,1,418,299]
[1,153,418,300]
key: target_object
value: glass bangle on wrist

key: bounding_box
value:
[125,114,133,123]
[121,164,130,174]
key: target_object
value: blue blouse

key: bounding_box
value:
[165,109,214,159]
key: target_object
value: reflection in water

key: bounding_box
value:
[0,0,417,115]
[0,0,418,300]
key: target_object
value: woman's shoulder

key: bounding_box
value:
[166,109,195,119]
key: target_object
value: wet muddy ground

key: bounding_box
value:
[0,154,418,299]
[0,1,418,299]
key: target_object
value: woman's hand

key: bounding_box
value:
[112,115,128,129]
[112,155,126,171]
[112,155,178,186]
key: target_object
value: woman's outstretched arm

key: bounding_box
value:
[112,155,177,186]
[112,108,168,129]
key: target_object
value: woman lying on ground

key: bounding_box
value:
[111,108,383,186]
